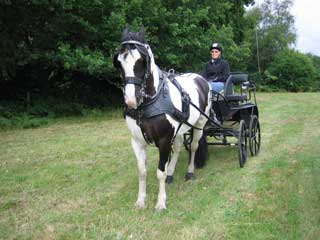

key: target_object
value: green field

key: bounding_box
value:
[1,93,319,239]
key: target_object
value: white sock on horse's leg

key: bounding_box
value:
[131,138,147,208]
[188,151,196,174]
[155,168,167,210]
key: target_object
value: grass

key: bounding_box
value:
[0,92,319,239]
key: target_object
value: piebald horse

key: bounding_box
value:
[113,27,211,210]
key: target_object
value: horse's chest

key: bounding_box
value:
[126,115,175,145]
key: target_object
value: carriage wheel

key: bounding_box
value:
[249,115,261,156]
[238,120,247,168]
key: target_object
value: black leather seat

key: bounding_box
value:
[223,73,248,102]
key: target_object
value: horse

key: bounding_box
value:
[113,26,212,210]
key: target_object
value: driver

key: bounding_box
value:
[202,42,230,93]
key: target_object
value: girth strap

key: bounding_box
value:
[167,73,203,130]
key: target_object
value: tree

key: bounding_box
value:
[0,0,255,104]
[265,49,316,91]
[306,54,320,90]
[245,0,296,73]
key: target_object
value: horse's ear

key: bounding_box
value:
[138,26,145,39]
[121,26,129,39]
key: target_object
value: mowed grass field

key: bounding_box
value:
[0,93,319,239]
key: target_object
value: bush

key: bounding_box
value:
[265,49,317,92]
[0,100,123,130]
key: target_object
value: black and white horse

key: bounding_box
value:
[113,27,211,210]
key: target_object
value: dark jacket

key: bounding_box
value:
[202,58,230,82]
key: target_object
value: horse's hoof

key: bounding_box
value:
[166,175,173,184]
[155,203,166,211]
[135,200,145,209]
[185,172,196,181]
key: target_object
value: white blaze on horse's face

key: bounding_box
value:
[118,48,142,109]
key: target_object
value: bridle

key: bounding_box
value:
[118,40,155,104]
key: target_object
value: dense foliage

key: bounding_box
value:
[0,0,318,111]
[265,49,317,91]
[1,0,254,105]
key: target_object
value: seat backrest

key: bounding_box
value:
[224,73,248,96]
[224,75,234,96]
[231,73,248,84]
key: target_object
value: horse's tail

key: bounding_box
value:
[194,133,208,168]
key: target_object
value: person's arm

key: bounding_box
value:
[216,61,230,82]
[201,63,208,79]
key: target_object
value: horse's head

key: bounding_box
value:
[114,26,154,109]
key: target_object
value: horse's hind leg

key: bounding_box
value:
[186,129,204,180]
[131,138,147,208]
[166,135,183,184]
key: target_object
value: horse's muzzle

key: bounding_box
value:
[125,96,137,109]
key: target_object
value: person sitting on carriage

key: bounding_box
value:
[202,42,230,94]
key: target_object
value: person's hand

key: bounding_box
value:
[208,77,217,82]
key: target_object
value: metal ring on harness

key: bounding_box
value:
[168,69,175,75]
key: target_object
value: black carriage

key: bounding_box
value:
[185,72,261,167]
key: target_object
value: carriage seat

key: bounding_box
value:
[223,73,248,102]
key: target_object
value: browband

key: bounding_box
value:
[121,40,149,48]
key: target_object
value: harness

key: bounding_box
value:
[124,70,195,143]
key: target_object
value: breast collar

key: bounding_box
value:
[124,70,167,121]
[124,71,191,125]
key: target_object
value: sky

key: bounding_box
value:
[291,0,320,55]
[254,0,320,56]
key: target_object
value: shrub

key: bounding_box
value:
[0,100,122,130]
[265,49,317,91]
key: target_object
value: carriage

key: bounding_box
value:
[184,72,261,168]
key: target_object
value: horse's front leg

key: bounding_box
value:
[166,135,183,184]
[155,142,171,210]
[131,137,147,208]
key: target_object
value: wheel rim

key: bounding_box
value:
[249,116,261,156]
[238,120,247,168]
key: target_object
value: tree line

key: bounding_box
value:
[0,0,319,106]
